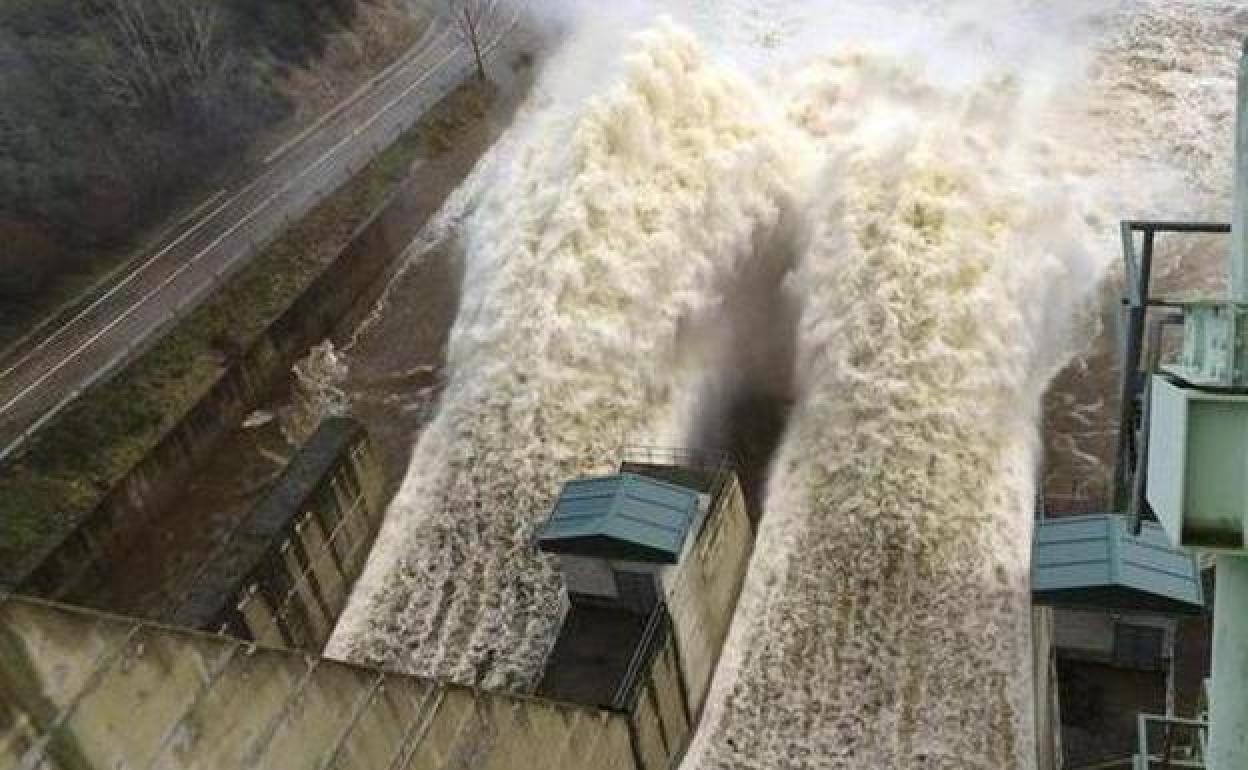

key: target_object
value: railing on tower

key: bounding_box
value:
[610,601,672,712]
[618,445,739,537]
[1133,713,1208,769]
[1114,221,1230,524]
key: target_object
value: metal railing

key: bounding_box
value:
[1113,220,1230,515]
[1036,493,1105,519]
[530,446,740,554]
[610,602,671,712]
[618,445,738,534]
[1133,713,1209,769]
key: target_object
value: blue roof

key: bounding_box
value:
[537,473,699,564]
[1032,514,1204,614]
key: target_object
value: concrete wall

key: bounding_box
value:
[3,468,755,770]
[13,170,421,601]
[659,475,753,719]
[1054,609,1175,664]
[168,418,386,650]
[626,625,693,770]
[0,596,637,770]
[1055,610,1117,659]
[1032,607,1062,770]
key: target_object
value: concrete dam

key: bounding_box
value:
[4,0,1247,769]
[330,1,1238,766]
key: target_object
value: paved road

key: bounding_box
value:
[0,16,506,461]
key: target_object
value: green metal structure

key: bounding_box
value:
[536,473,700,564]
[1032,515,1203,614]
[1147,378,1248,551]
[1141,39,1248,770]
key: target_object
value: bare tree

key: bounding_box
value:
[427,0,496,81]
[94,0,226,111]
[166,1,224,90]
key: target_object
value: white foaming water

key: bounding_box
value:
[684,56,1102,769]
[328,0,1243,763]
[680,3,1241,768]
[327,22,801,687]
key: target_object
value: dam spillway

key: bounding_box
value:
[319,0,1241,766]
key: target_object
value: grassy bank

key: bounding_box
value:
[0,80,496,585]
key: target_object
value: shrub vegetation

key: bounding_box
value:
[0,0,370,309]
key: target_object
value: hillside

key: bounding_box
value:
[0,0,421,339]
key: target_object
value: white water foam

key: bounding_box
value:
[328,0,1242,764]
[327,22,802,688]
[684,52,1104,769]
[679,3,1241,767]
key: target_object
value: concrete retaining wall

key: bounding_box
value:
[660,475,753,719]
[626,628,693,770]
[166,418,386,650]
[1033,607,1063,770]
[0,596,637,770]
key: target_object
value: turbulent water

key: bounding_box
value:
[329,0,1243,765]
[684,54,1104,769]
[327,23,802,687]
[1040,1,1243,500]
